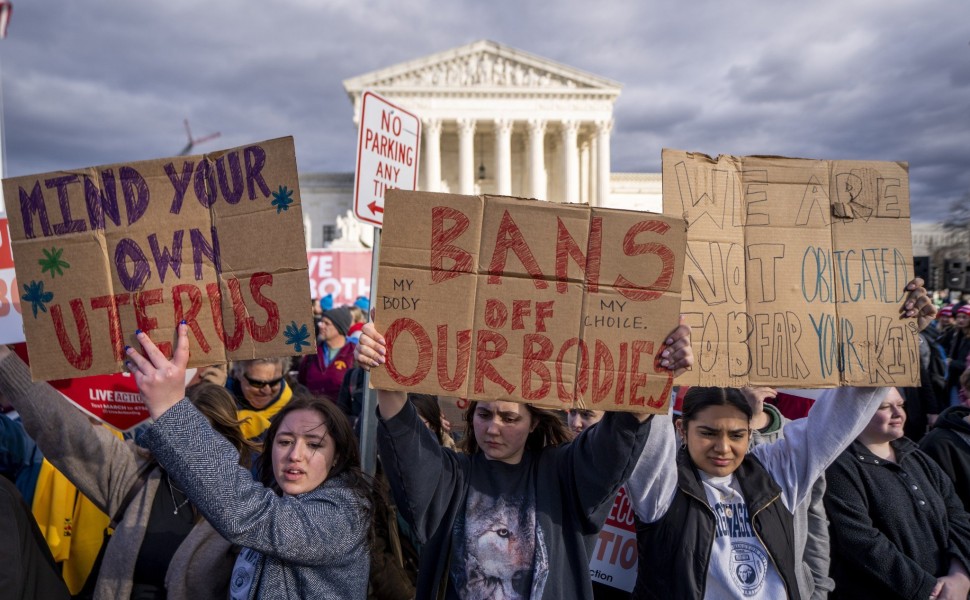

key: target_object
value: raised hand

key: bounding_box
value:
[900,277,936,332]
[126,323,190,421]
[661,316,694,379]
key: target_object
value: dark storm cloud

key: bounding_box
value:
[0,0,966,223]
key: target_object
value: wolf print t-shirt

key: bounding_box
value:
[448,454,549,600]
[698,472,787,600]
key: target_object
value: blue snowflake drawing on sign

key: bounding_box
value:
[22,280,54,318]
[271,185,294,214]
[284,321,311,352]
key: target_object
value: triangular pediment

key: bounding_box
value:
[343,40,621,94]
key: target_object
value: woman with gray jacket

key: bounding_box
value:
[126,324,373,599]
[0,345,255,599]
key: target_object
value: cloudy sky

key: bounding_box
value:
[0,0,966,222]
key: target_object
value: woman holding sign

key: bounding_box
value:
[125,324,374,599]
[625,278,935,600]
[0,348,256,599]
[353,319,694,600]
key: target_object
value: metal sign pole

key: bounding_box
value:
[359,227,381,475]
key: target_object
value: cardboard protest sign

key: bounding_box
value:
[3,137,316,381]
[0,218,24,343]
[307,249,372,303]
[589,486,638,592]
[663,149,916,388]
[370,189,686,413]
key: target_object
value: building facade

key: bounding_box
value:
[301,39,662,249]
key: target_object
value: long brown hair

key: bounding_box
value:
[458,401,572,455]
[186,383,260,468]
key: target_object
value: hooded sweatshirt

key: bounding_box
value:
[919,405,970,510]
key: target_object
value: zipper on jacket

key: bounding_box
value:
[750,492,793,598]
[681,486,717,597]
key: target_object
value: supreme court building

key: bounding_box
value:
[301,40,662,249]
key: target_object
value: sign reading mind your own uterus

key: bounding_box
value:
[2,136,316,381]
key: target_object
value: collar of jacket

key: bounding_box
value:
[848,437,918,467]
[936,405,970,434]
[676,448,783,514]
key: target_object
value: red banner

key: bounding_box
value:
[589,485,638,591]
[0,218,23,343]
[306,249,372,305]
[13,343,149,431]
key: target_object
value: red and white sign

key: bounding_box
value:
[353,91,421,227]
[307,249,372,304]
[13,343,150,432]
[589,485,639,592]
[0,218,23,344]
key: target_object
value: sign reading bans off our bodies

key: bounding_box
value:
[663,149,917,388]
[3,137,316,381]
[371,190,687,414]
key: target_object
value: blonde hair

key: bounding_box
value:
[348,305,365,324]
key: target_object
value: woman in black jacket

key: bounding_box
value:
[825,388,970,600]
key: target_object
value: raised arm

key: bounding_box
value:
[142,397,368,563]
[584,319,693,524]
[0,347,141,517]
[753,386,887,511]
[354,322,406,419]
[754,277,935,510]
[377,396,466,544]
[128,325,368,563]
[355,324,467,542]
[626,410,679,523]
[564,410,651,530]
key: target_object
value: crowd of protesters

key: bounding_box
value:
[5,279,970,599]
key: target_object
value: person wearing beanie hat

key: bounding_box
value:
[354,295,370,313]
[297,305,356,402]
[939,305,955,330]
[323,306,352,337]
[942,304,970,406]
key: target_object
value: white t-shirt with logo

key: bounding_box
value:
[698,472,787,599]
[229,547,261,600]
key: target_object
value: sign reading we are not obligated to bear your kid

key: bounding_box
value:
[663,149,918,389]
[3,137,316,381]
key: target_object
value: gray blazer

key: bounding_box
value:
[143,399,370,599]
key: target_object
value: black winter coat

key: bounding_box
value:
[633,450,801,600]
[920,405,970,511]
[825,438,970,600]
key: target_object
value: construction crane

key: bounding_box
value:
[179,119,220,155]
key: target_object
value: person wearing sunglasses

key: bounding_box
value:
[228,357,294,440]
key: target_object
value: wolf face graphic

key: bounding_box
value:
[459,493,548,600]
